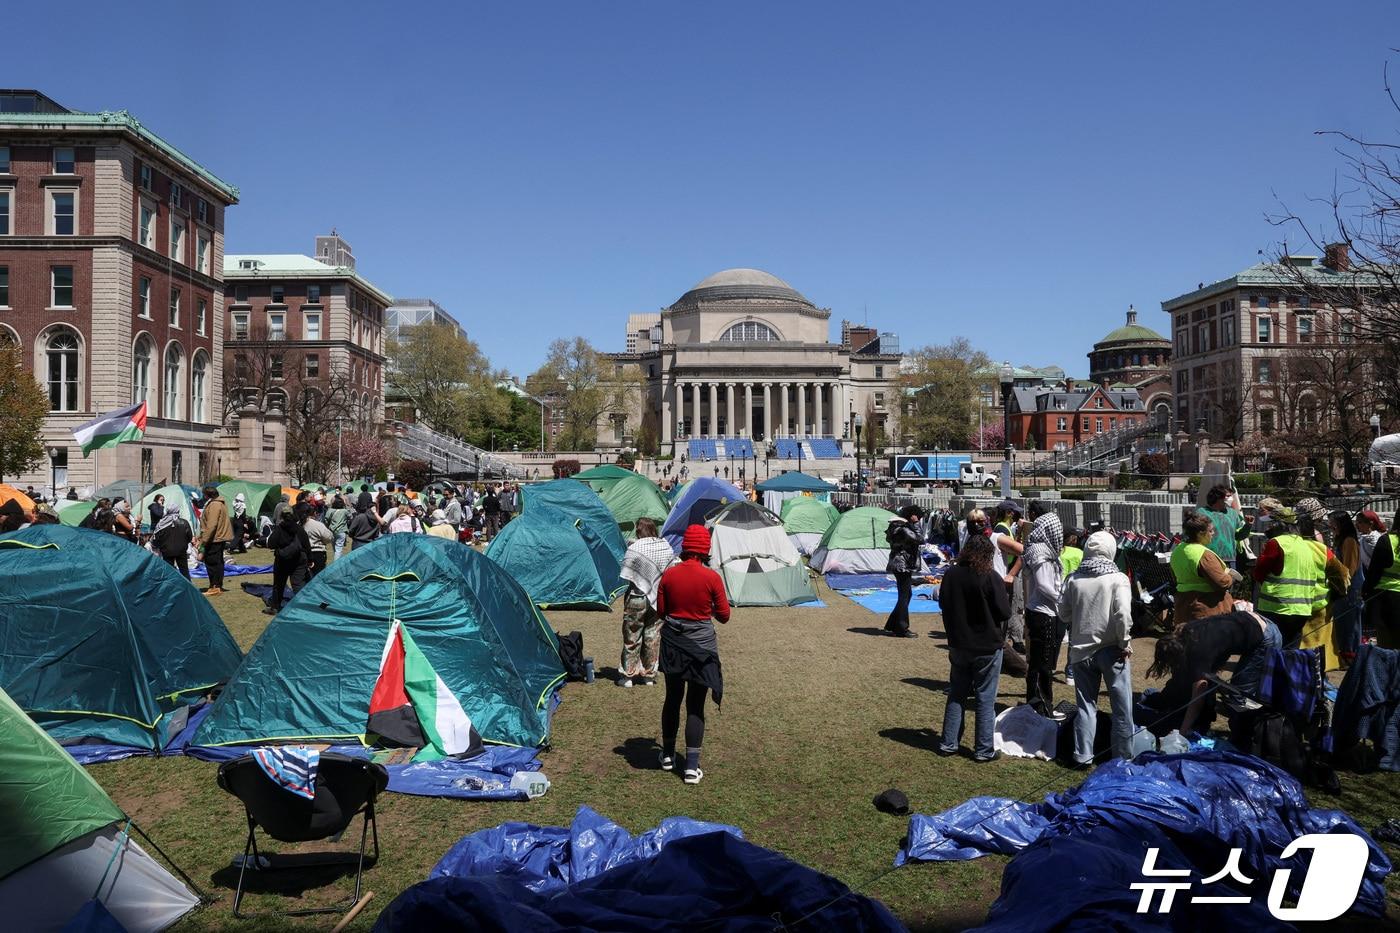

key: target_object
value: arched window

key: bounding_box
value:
[0,326,18,348]
[191,352,208,424]
[132,336,153,408]
[47,329,80,412]
[163,344,183,420]
[719,321,779,342]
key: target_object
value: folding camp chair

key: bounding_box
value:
[216,752,388,918]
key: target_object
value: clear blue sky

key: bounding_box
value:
[12,2,1399,376]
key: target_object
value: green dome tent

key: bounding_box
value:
[780,496,840,555]
[0,526,243,753]
[487,505,626,609]
[56,498,96,527]
[521,479,626,562]
[809,506,901,574]
[709,501,818,607]
[0,686,199,931]
[193,534,564,751]
[216,479,281,519]
[136,483,201,535]
[575,467,670,540]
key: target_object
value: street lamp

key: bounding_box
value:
[853,413,865,506]
[999,362,1014,498]
[46,446,60,502]
[764,444,772,479]
[1372,413,1383,494]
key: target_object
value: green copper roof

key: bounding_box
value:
[0,109,237,202]
[1161,260,1388,311]
[1097,323,1168,345]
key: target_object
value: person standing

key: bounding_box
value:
[1362,509,1400,649]
[936,535,1010,762]
[656,525,730,785]
[347,499,379,550]
[325,495,349,559]
[147,494,165,532]
[617,517,677,687]
[1330,511,1363,664]
[1203,484,1249,570]
[1171,510,1235,627]
[441,488,464,532]
[482,486,502,539]
[272,494,291,526]
[1357,509,1385,575]
[152,505,194,578]
[228,494,252,554]
[1060,531,1136,766]
[303,508,333,578]
[265,507,311,615]
[197,485,232,596]
[1253,507,1321,648]
[884,505,925,638]
[112,500,138,542]
[1021,506,1065,717]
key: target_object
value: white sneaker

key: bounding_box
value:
[683,767,703,785]
[617,677,633,688]
[659,752,675,771]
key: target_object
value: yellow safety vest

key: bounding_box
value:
[1060,546,1084,577]
[1258,534,1317,617]
[1378,534,1400,594]
[1305,539,1329,611]
[1170,543,1214,594]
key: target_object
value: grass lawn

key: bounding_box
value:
[90,556,1400,930]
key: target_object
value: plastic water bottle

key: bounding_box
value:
[1130,729,1156,757]
[1159,730,1190,754]
[510,771,550,799]
[583,658,595,683]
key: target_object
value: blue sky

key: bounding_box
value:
[12,2,1399,376]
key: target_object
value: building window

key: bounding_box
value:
[268,311,284,340]
[196,198,207,223]
[306,353,320,378]
[132,337,152,407]
[138,203,155,248]
[1296,294,1310,309]
[163,344,183,419]
[52,147,75,174]
[169,182,182,208]
[1082,417,1090,430]
[51,191,75,235]
[196,298,206,336]
[1255,295,1270,309]
[191,353,207,424]
[874,365,884,378]
[1257,316,1271,343]
[170,221,184,261]
[196,235,209,274]
[232,312,248,340]
[140,164,152,190]
[0,267,7,307]
[1257,359,1272,384]
[1297,315,1313,343]
[234,354,249,382]
[51,266,73,307]
[1095,417,1104,434]
[47,329,79,411]
[1175,330,1187,356]
[304,312,321,340]
[270,285,285,304]
[1110,417,1117,429]
[169,287,180,328]
[1301,399,1317,429]
[0,147,9,173]
[234,284,248,303]
[1222,316,1236,347]
[1340,319,1354,344]
[140,448,153,484]
[307,284,321,303]
[1259,409,1275,435]
[270,354,283,379]
[874,391,885,409]
[171,450,182,486]
[0,190,9,235]
[137,277,151,318]
[1056,416,1067,431]
[719,321,779,342]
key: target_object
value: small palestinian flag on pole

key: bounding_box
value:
[367,619,482,761]
[73,401,147,456]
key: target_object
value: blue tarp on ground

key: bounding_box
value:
[191,562,272,578]
[374,808,905,932]
[846,586,940,615]
[826,572,897,590]
[897,751,1392,922]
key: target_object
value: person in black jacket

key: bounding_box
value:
[264,505,311,615]
[151,505,194,578]
[883,505,925,638]
[937,535,1012,761]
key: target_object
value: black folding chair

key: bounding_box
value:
[217,752,388,918]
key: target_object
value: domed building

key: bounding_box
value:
[1088,306,1173,428]
[609,268,902,459]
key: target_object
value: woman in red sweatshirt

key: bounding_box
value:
[656,524,730,785]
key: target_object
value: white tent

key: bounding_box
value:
[1369,432,1400,466]
[808,506,901,574]
[708,501,819,606]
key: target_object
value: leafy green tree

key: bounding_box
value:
[389,322,502,440]
[0,346,49,478]
[529,338,642,451]
[900,338,991,449]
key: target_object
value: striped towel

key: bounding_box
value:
[252,746,320,800]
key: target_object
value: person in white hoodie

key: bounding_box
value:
[1059,530,1135,767]
[1020,505,1065,717]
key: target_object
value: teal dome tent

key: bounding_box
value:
[487,505,626,609]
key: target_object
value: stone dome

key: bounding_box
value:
[674,268,810,307]
[1095,306,1168,347]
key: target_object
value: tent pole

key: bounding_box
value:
[129,819,211,902]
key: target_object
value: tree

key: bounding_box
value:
[390,322,503,440]
[1138,452,1171,489]
[396,458,432,489]
[463,387,540,452]
[528,338,642,451]
[0,346,48,478]
[967,421,1004,451]
[325,431,395,481]
[900,338,992,449]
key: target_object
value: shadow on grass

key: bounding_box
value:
[209,850,372,898]
[613,736,664,770]
[848,626,895,637]
[902,677,950,692]
[878,726,943,752]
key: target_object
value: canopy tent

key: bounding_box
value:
[56,499,96,527]
[487,505,626,609]
[93,479,155,507]
[572,463,637,489]
[193,534,565,751]
[0,484,35,514]
[780,496,840,556]
[1369,431,1400,466]
[576,468,670,540]
[809,506,901,574]
[0,526,243,753]
[136,483,201,535]
[755,471,836,514]
[660,477,746,553]
[216,479,281,518]
[0,686,199,932]
[708,501,818,606]
[521,479,626,562]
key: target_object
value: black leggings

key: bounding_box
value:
[661,674,709,753]
[885,571,913,634]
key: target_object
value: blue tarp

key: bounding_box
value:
[826,572,897,590]
[375,808,905,931]
[845,585,939,615]
[191,562,272,578]
[898,751,1392,922]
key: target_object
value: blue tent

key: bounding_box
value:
[486,505,626,609]
[755,471,837,493]
[521,479,626,563]
[660,476,746,552]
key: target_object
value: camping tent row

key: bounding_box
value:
[753,471,837,516]
[780,496,840,556]
[572,465,671,540]
[808,506,901,574]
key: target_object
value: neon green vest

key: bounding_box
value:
[1258,534,1316,617]
[1305,540,1329,611]
[1170,542,1214,594]
[1377,534,1400,594]
[1060,546,1083,577]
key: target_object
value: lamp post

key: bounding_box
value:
[999,362,1014,498]
[1372,413,1383,494]
[46,446,59,502]
[764,445,772,479]
[853,413,865,506]
[796,439,804,474]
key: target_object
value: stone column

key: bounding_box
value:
[779,383,790,438]
[690,381,701,438]
[761,383,771,440]
[725,383,735,437]
[707,383,718,437]
[796,383,807,437]
[815,382,825,436]
[660,380,673,444]
[744,383,754,438]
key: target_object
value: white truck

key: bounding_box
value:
[955,463,998,492]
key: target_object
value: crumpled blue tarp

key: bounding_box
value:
[191,562,272,578]
[376,821,906,932]
[898,751,1392,919]
[430,805,743,892]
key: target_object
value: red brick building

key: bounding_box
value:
[1008,380,1150,451]
[0,90,237,492]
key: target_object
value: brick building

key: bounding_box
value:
[0,90,237,492]
[1087,306,1172,426]
[1008,380,1150,451]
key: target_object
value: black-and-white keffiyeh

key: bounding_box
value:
[619,536,678,609]
[1076,531,1120,577]
[1025,512,1063,556]
[153,503,183,535]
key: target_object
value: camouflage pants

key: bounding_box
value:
[620,592,661,679]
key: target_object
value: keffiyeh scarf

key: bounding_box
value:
[153,504,183,535]
[1026,512,1063,556]
[620,537,678,609]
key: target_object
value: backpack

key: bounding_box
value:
[275,530,304,563]
[555,630,586,681]
[1246,712,1309,779]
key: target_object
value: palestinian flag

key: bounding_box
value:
[367,620,482,761]
[73,401,147,456]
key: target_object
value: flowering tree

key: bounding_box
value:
[967,422,1004,451]
[320,431,395,483]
